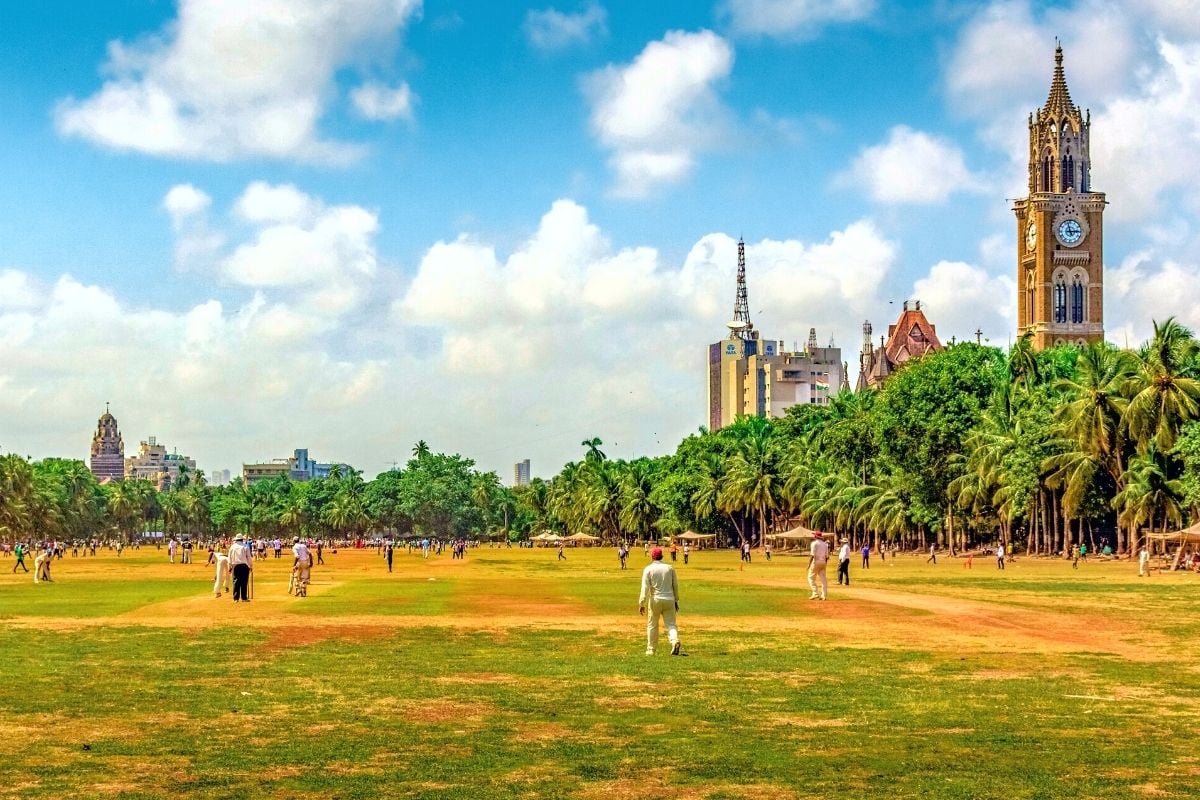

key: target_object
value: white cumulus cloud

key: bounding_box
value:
[351,81,416,121]
[524,3,607,51]
[843,125,982,205]
[55,0,421,162]
[721,0,875,39]
[910,260,1017,347]
[584,30,734,198]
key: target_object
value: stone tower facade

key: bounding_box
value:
[1014,44,1105,350]
[89,405,125,482]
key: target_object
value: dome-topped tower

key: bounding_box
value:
[89,404,125,482]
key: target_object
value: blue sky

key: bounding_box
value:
[1,0,1198,479]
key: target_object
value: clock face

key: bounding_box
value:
[1058,218,1083,245]
[1026,221,1037,251]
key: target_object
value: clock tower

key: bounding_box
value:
[1014,44,1105,350]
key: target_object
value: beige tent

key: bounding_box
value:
[765,525,823,551]
[565,532,601,545]
[674,531,717,549]
[1148,522,1200,569]
[676,532,710,551]
[531,531,562,546]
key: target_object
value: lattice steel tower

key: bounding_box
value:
[728,237,753,341]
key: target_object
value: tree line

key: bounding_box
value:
[2,319,1198,554]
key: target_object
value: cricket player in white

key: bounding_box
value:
[292,537,312,596]
[639,547,681,656]
[212,551,230,597]
[809,532,830,600]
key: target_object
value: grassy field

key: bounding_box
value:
[1,544,1197,799]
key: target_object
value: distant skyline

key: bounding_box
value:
[1,0,1199,479]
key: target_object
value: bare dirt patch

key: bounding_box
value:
[259,623,392,654]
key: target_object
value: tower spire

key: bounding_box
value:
[1044,41,1076,117]
[730,237,753,341]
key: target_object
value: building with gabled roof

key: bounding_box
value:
[856,300,943,390]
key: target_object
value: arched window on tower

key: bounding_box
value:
[1071,278,1085,323]
[1042,155,1053,192]
[1081,160,1089,192]
[1054,280,1067,323]
[1065,155,1075,191]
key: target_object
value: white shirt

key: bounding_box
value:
[228,541,253,567]
[838,544,850,562]
[1139,548,1149,563]
[639,561,679,604]
[810,539,829,564]
[997,545,1005,557]
[293,542,311,566]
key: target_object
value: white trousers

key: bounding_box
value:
[214,560,229,595]
[808,562,828,599]
[646,597,678,654]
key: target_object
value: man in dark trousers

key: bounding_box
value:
[385,539,394,573]
[837,539,851,585]
[11,542,28,573]
[228,534,254,602]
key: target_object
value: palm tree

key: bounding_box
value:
[160,492,184,540]
[1055,342,1136,480]
[618,461,656,543]
[720,434,780,546]
[471,472,503,534]
[856,483,908,542]
[412,440,431,460]
[179,487,209,539]
[1114,449,1184,552]
[0,455,34,539]
[106,481,142,541]
[279,496,307,536]
[580,460,622,540]
[580,437,606,464]
[1008,331,1042,397]
[1126,318,1200,453]
[323,491,370,539]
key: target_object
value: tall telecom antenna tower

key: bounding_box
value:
[727,237,753,341]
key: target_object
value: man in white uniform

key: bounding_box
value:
[33,547,51,584]
[292,537,312,597]
[808,532,830,600]
[212,551,230,597]
[1138,545,1150,577]
[639,547,681,656]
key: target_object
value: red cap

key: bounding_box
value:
[651,547,664,560]
[814,531,824,538]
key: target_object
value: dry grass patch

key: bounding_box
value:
[764,715,850,729]
[394,698,493,725]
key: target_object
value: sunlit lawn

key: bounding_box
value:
[0,545,1197,799]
